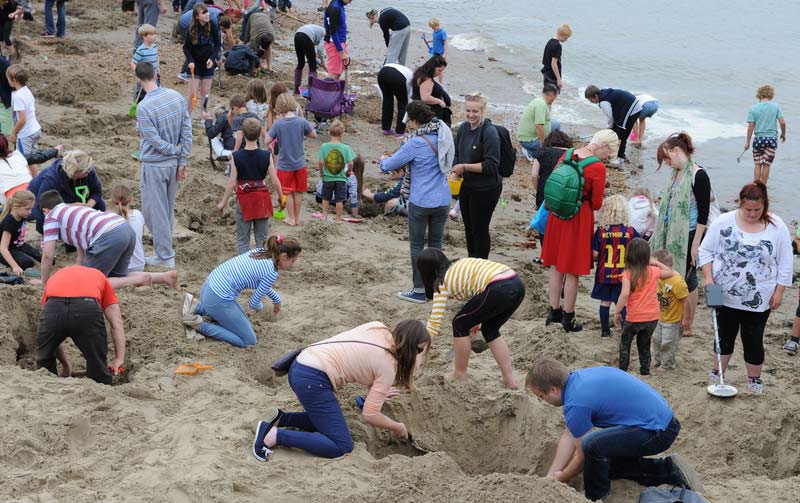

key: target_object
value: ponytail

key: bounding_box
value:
[251,234,302,262]
[657,132,695,166]
[110,184,132,220]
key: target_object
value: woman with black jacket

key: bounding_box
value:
[451,93,501,259]
[411,55,451,126]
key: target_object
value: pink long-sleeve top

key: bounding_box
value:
[298,321,397,417]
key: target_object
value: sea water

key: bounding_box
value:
[354,0,800,220]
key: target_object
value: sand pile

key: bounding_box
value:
[0,1,799,502]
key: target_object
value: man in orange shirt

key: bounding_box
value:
[36,265,127,385]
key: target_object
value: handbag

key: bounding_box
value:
[271,340,396,377]
[236,180,273,221]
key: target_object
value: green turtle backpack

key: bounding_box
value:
[543,147,599,219]
[324,147,346,176]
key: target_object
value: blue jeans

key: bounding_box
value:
[194,281,257,347]
[519,119,561,157]
[44,0,66,37]
[276,362,354,458]
[581,416,682,501]
[408,202,449,290]
[639,100,659,119]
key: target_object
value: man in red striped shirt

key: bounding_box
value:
[38,190,177,289]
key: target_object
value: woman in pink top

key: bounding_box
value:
[253,320,431,460]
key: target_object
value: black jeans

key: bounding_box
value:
[294,32,317,74]
[460,184,502,259]
[453,275,525,342]
[582,416,682,501]
[0,243,41,270]
[716,306,770,365]
[377,65,409,134]
[36,297,111,385]
[614,112,640,160]
[619,319,657,374]
[408,202,449,290]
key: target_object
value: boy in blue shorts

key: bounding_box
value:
[527,358,703,502]
[744,84,787,184]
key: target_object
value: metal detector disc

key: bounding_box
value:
[707,384,738,397]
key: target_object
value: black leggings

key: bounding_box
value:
[614,112,640,160]
[377,65,409,134]
[460,184,502,259]
[453,275,525,342]
[619,320,657,374]
[294,32,317,74]
[0,243,41,270]
[716,306,770,365]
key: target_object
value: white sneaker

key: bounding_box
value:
[708,370,721,384]
[747,378,764,394]
[783,340,799,355]
[145,255,176,268]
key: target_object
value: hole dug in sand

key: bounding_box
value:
[0,286,40,368]
[358,381,561,476]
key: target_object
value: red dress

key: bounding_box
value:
[541,151,606,276]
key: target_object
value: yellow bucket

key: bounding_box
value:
[448,174,463,196]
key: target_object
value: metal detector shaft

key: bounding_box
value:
[712,308,725,385]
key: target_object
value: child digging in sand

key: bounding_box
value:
[651,249,689,373]
[317,119,356,222]
[418,248,525,389]
[0,189,39,276]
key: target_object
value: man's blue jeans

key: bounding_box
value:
[581,416,682,501]
[276,362,354,458]
[519,119,561,158]
[195,281,258,347]
[44,0,66,37]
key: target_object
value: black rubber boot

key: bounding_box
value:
[293,68,303,95]
[545,307,563,326]
[562,311,583,332]
[601,329,612,338]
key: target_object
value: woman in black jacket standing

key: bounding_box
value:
[451,93,501,259]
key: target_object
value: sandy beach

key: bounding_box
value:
[1,1,799,502]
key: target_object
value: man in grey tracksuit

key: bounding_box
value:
[134,0,167,48]
[367,7,411,66]
[134,61,192,268]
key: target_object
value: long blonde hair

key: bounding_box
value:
[0,189,34,221]
[598,194,630,228]
[110,185,133,220]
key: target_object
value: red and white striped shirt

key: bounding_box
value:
[43,204,124,250]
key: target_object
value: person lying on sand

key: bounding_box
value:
[527,358,703,501]
[253,320,430,460]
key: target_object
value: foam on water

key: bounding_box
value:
[449,33,494,52]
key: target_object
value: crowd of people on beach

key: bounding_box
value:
[0,1,794,501]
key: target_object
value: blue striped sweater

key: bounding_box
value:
[136,87,193,167]
[207,250,281,309]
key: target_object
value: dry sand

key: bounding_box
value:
[1,2,799,502]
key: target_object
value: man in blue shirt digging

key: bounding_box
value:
[526,358,704,501]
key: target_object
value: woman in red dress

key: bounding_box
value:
[542,129,619,331]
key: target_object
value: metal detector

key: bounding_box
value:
[706,284,738,398]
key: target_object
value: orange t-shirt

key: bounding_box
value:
[41,266,119,309]
[623,265,660,322]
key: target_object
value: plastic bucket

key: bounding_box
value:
[448,175,462,196]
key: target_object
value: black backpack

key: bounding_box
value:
[480,119,517,178]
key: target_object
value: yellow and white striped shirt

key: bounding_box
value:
[426,258,510,337]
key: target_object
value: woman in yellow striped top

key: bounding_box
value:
[417,248,525,389]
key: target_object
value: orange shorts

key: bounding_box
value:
[277,167,308,194]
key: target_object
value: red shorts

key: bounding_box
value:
[277,167,308,194]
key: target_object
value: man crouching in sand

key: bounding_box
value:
[526,358,703,501]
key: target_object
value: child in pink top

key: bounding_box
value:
[614,238,673,375]
[252,320,431,460]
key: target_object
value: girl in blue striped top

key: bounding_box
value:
[181,235,302,347]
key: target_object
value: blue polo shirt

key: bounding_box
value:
[562,366,673,438]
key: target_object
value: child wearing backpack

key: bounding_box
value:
[541,129,616,332]
[627,187,658,240]
[316,119,356,222]
[591,194,639,337]
[613,238,674,375]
